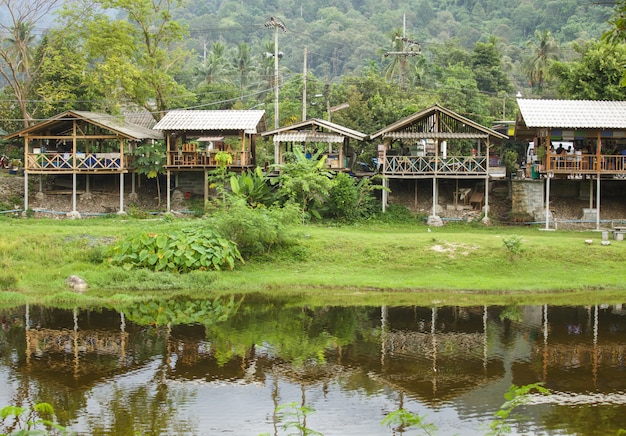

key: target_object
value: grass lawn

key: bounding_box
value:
[1,216,625,308]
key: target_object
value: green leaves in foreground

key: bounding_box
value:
[0,402,68,435]
[106,227,243,273]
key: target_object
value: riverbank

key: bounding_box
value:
[1,216,625,308]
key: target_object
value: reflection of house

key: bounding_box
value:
[370,105,508,223]
[374,306,505,403]
[4,111,162,214]
[260,118,368,172]
[153,110,266,210]
[515,99,626,227]
[513,305,626,395]
[20,306,163,387]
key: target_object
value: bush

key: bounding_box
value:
[369,203,417,223]
[324,173,381,222]
[207,199,300,258]
[106,227,242,272]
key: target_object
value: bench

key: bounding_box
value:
[612,225,626,241]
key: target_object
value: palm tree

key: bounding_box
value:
[199,41,228,85]
[522,30,559,92]
[4,20,36,74]
[231,42,254,97]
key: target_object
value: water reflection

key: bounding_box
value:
[0,298,625,435]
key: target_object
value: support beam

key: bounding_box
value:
[72,173,77,212]
[23,173,29,211]
[545,174,551,230]
[167,170,171,211]
[204,168,209,204]
[382,177,388,212]
[119,173,124,213]
[596,177,601,231]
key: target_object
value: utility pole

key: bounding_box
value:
[383,15,421,89]
[302,47,307,121]
[264,16,287,129]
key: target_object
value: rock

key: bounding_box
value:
[584,239,593,244]
[601,240,611,246]
[66,275,88,293]
[66,211,82,219]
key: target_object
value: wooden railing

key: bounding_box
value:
[167,150,252,167]
[547,154,626,173]
[383,156,487,175]
[26,152,123,171]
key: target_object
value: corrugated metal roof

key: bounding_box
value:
[153,110,266,133]
[73,111,162,140]
[517,99,626,129]
[388,132,489,139]
[274,132,345,143]
[4,110,162,140]
[261,118,368,141]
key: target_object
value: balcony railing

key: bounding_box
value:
[167,150,252,167]
[547,154,626,173]
[383,156,487,175]
[26,152,122,171]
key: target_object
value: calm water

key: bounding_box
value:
[1,296,625,435]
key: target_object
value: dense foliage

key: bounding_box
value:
[0,0,621,137]
[106,227,243,272]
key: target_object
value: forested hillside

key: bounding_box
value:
[0,0,621,146]
[176,0,613,86]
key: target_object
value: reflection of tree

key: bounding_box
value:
[119,296,241,328]
[205,305,374,367]
[542,405,626,435]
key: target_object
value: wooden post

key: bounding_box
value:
[119,173,124,213]
[72,173,77,212]
[23,172,29,211]
[166,170,171,212]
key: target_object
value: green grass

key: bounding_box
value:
[1,216,625,308]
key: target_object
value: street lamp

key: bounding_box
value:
[264,16,287,129]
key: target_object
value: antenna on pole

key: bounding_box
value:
[383,14,421,89]
[265,16,287,129]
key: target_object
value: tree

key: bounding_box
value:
[133,142,166,207]
[550,40,626,100]
[521,30,559,93]
[62,0,194,121]
[603,0,626,87]
[0,0,64,127]
[231,42,254,98]
[273,147,334,222]
[471,36,512,94]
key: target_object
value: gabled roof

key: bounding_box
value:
[517,98,626,129]
[370,104,508,140]
[4,110,162,141]
[153,110,266,133]
[261,118,368,142]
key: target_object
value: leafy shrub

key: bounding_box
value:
[502,234,523,257]
[207,199,300,258]
[229,166,276,207]
[106,227,243,272]
[0,402,67,435]
[0,273,18,290]
[369,203,417,223]
[323,173,383,222]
